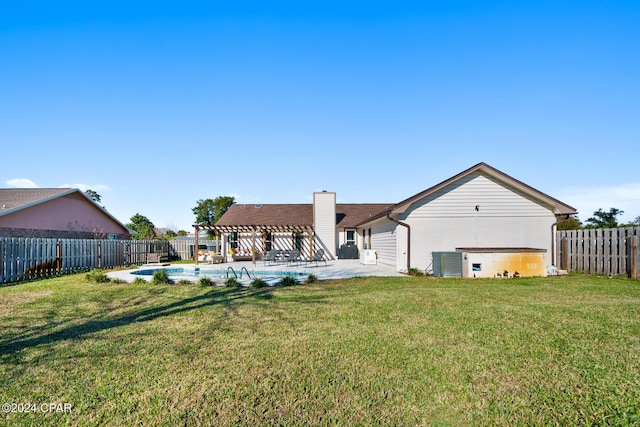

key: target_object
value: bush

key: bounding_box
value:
[280,276,298,287]
[199,277,215,286]
[86,269,110,283]
[407,267,426,277]
[111,278,126,284]
[177,279,193,285]
[250,278,267,289]
[133,277,147,285]
[152,269,174,285]
[305,274,318,284]
[224,277,239,288]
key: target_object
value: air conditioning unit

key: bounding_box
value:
[432,252,463,277]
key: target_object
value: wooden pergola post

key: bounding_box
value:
[194,226,200,265]
[251,228,257,265]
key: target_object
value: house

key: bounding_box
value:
[196,163,577,277]
[201,196,393,262]
[0,188,131,239]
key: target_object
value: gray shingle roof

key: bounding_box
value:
[0,188,130,232]
[0,188,75,213]
[215,203,393,228]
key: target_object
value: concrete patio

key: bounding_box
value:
[107,259,404,283]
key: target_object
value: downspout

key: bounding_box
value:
[387,214,411,271]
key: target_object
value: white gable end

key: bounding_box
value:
[406,173,553,218]
[398,172,557,272]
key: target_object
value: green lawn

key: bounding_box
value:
[1,274,639,426]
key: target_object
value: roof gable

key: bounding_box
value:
[0,188,130,233]
[357,162,577,226]
[0,188,73,213]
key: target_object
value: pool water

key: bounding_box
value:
[131,266,306,285]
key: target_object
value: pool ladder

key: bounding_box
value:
[226,266,252,279]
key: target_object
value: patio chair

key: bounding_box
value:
[306,249,326,266]
[287,249,301,266]
[263,249,279,266]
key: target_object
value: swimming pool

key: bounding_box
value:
[131,266,307,285]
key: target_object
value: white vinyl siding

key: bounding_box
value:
[403,173,557,271]
[370,220,397,268]
[314,192,337,258]
[406,173,552,219]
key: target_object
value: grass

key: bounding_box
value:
[1,274,639,426]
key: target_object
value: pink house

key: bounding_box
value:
[0,188,130,239]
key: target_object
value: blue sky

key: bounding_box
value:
[2,1,639,231]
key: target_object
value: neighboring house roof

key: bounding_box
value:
[214,203,393,230]
[0,188,72,213]
[0,188,130,233]
[357,162,577,226]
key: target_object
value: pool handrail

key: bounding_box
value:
[226,266,237,279]
[239,267,252,279]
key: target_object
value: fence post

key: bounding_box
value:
[560,237,569,270]
[627,235,639,279]
[56,240,62,273]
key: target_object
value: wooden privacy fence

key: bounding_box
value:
[556,227,640,278]
[0,238,170,285]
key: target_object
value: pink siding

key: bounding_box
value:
[0,193,127,234]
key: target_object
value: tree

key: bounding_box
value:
[557,215,582,230]
[193,199,216,226]
[84,189,102,204]
[584,208,624,229]
[192,196,235,226]
[163,229,177,240]
[126,213,156,240]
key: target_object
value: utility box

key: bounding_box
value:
[360,249,377,265]
[432,252,463,277]
[457,248,547,278]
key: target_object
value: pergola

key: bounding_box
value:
[193,224,315,265]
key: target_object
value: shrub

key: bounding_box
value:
[133,277,147,285]
[224,277,239,288]
[111,278,126,284]
[407,267,426,277]
[280,276,298,287]
[250,278,267,289]
[86,269,110,283]
[177,279,193,285]
[199,277,215,286]
[152,269,174,285]
[305,274,318,284]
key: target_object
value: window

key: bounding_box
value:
[265,232,272,251]
[346,229,356,246]
[472,263,482,272]
[229,232,239,249]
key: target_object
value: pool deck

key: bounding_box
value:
[107,259,404,283]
